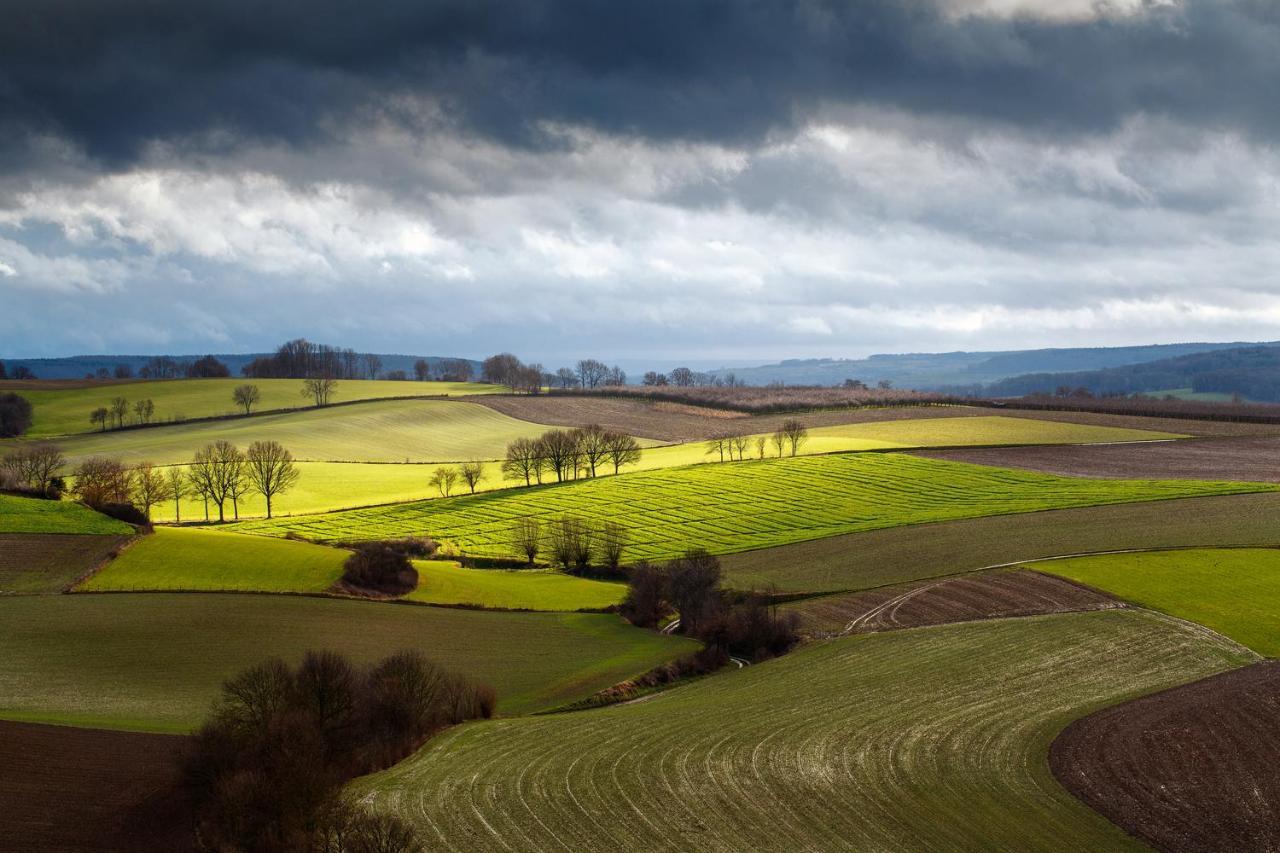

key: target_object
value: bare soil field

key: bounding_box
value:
[0,720,193,852]
[0,533,131,594]
[786,569,1120,636]
[720,492,1280,593]
[919,435,1280,482]
[994,408,1280,437]
[1051,661,1280,853]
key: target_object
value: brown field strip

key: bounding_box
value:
[720,492,1280,593]
[0,720,193,853]
[1051,661,1280,853]
[785,569,1121,636]
[0,533,132,595]
[918,435,1280,483]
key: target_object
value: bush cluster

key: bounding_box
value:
[341,542,423,595]
[185,650,494,852]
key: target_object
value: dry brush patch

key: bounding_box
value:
[919,435,1280,483]
[718,492,1280,593]
[0,720,194,853]
[1051,661,1280,853]
[353,610,1251,851]
[785,569,1120,637]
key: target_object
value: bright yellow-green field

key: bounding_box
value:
[0,493,134,535]
[79,526,347,592]
[1035,548,1280,657]
[14,377,503,437]
[45,398,581,465]
[407,561,626,611]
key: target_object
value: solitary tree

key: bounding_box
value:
[109,396,129,428]
[133,398,155,425]
[90,407,109,432]
[780,419,808,456]
[165,466,188,523]
[429,466,459,497]
[0,392,33,438]
[245,440,300,519]
[131,462,172,521]
[302,377,337,406]
[771,428,787,458]
[233,384,261,414]
[459,461,485,495]
[511,518,541,565]
[755,436,768,459]
[604,432,642,474]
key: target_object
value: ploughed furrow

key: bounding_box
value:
[353,610,1254,852]
[785,569,1122,637]
[1052,661,1280,853]
[235,453,1274,562]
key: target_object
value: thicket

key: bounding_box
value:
[184,650,494,852]
[341,540,427,594]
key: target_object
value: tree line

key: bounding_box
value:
[501,425,642,486]
[508,516,628,576]
[704,419,808,462]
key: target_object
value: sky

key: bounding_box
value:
[2,0,1279,365]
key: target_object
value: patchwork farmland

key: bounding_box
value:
[5,372,1280,850]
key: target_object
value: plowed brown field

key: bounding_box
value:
[1051,661,1280,853]
[0,533,131,594]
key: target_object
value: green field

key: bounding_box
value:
[0,534,132,594]
[0,594,698,732]
[43,398,575,465]
[78,527,348,593]
[0,494,134,535]
[233,453,1278,562]
[1035,548,1280,656]
[407,561,626,611]
[354,610,1252,850]
[718,492,1280,593]
[13,378,503,437]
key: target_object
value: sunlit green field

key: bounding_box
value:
[233,453,1277,562]
[42,398,583,465]
[1035,548,1280,656]
[0,594,699,731]
[407,561,626,611]
[78,527,347,593]
[354,610,1252,851]
[0,494,134,535]
[13,377,503,437]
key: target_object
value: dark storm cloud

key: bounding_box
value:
[1,0,1277,169]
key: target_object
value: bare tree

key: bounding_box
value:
[554,367,576,388]
[109,396,129,428]
[511,518,541,566]
[603,432,642,474]
[302,377,337,406]
[771,428,787,458]
[537,430,580,483]
[642,371,668,386]
[186,464,212,522]
[781,419,808,456]
[233,384,261,414]
[575,359,608,389]
[133,398,155,424]
[413,359,431,382]
[501,438,541,486]
[668,367,695,387]
[573,521,595,573]
[546,516,580,569]
[362,353,382,380]
[131,462,172,521]
[245,440,300,519]
[729,432,750,462]
[459,461,484,494]
[90,407,109,431]
[227,462,251,520]
[165,466,188,523]
[573,424,610,477]
[705,435,728,463]
[429,466,459,497]
[597,521,627,571]
[72,457,134,508]
[1,443,65,495]
[481,353,523,387]
[755,435,768,459]
[190,441,244,522]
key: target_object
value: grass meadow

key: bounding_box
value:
[0,594,698,732]
[354,609,1252,851]
[232,453,1278,562]
[407,561,626,611]
[1035,548,1280,656]
[14,378,503,437]
[0,494,134,535]
[78,527,348,593]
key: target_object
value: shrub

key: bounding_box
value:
[97,502,150,526]
[342,544,419,595]
[0,392,33,437]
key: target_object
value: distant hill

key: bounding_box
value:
[708,342,1276,389]
[0,353,481,381]
[986,346,1280,401]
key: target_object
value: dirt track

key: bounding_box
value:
[1051,661,1280,853]
[787,569,1120,636]
[0,720,193,852]
[919,435,1280,483]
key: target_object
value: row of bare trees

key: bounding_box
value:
[427,461,484,497]
[509,516,628,574]
[502,425,642,486]
[705,419,808,462]
[89,396,155,431]
[183,440,301,522]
